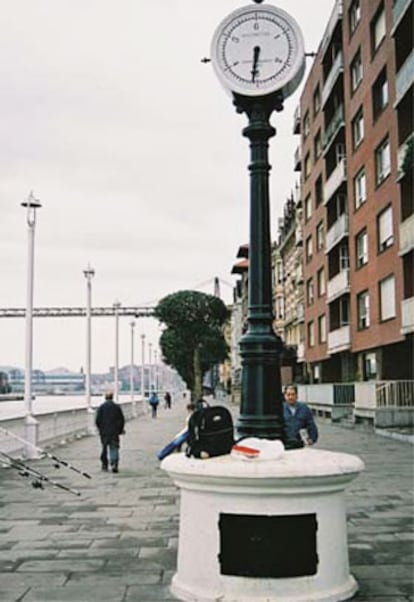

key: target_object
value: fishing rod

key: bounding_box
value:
[0,450,81,496]
[0,425,91,479]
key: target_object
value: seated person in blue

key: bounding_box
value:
[283,384,318,449]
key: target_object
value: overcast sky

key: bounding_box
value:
[0,0,334,374]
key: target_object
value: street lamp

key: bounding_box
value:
[113,300,121,399]
[148,342,152,392]
[130,320,136,416]
[83,264,95,434]
[21,191,41,459]
[141,333,146,406]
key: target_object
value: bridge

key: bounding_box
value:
[0,306,155,318]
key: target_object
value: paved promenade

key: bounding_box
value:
[0,397,413,602]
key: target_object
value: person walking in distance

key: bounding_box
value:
[149,390,160,418]
[95,391,125,473]
[283,384,318,449]
[164,391,172,409]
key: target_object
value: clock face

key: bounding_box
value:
[211,3,305,98]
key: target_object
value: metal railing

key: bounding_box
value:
[376,381,414,407]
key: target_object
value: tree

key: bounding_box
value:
[154,290,230,400]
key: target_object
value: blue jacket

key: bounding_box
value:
[283,401,318,449]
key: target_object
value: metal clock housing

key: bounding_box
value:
[211,3,305,98]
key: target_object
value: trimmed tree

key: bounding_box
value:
[154,290,230,400]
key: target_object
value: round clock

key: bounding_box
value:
[211,3,305,98]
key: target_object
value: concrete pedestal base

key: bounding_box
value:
[161,448,364,602]
[24,414,40,459]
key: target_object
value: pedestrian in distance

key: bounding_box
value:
[164,391,172,409]
[95,391,125,473]
[149,391,160,418]
[283,384,318,450]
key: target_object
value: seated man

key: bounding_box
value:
[283,384,318,449]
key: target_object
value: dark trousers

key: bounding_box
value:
[151,403,158,418]
[100,435,120,468]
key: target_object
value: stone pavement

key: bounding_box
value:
[0,397,413,602]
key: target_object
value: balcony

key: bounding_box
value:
[327,269,350,302]
[297,342,305,362]
[399,213,414,256]
[321,0,343,56]
[322,52,344,108]
[397,135,414,181]
[395,49,414,107]
[294,145,301,171]
[392,0,411,33]
[328,325,351,354]
[293,105,300,135]
[295,226,303,246]
[325,212,349,253]
[324,157,347,204]
[323,104,345,153]
[401,297,414,334]
[297,303,305,323]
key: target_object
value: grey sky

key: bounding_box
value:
[0,0,334,373]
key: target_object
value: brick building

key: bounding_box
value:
[294,0,413,383]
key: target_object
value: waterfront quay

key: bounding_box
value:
[0,397,413,602]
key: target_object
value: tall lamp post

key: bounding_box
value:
[113,300,121,399]
[83,264,95,434]
[22,192,42,458]
[140,333,146,408]
[130,319,136,416]
[148,342,152,392]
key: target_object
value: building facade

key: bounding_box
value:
[294,0,413,383]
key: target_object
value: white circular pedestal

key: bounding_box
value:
[161,448,364,602]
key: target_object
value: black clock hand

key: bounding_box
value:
[251,45,261,82]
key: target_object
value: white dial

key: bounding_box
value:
[211,3,305,98]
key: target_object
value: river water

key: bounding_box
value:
[0,393,141,421]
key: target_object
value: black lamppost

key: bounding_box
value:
[210,0,305,440]
[234,92,285,440]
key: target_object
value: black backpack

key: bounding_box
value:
[186,405,235,459]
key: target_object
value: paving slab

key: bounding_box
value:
[0,395,413,601]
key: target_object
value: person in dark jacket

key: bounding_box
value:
[283,384,318,449]
[95,391,125,472]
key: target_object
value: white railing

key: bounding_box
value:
[327,269,350,302]
[401,297,414,334]
[324,158,347,205]
[399,213,414,255]
[0,400,140,457]
[376,381,414,407]
[326,212,349,252]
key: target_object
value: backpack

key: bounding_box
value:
[186,405,234,459]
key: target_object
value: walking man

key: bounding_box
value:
[95,391,125,473]
[149,390,160,418]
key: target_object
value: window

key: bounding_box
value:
[351,49,363,92]
[275,260,284,284]
[377,205,394,252]
[305,194,312,221]
[354,167,367,209]
[303,111,310,139]
[275,296,284,320]
[316,221,324,251]
[306,236,313,263]
[372,68,389,120]
[356,229,368,268]
[363,352,377,379]
[308,321,315,347]
[304,152,311,179]
[306,278,314,306]
[371,4,386,55]
[357,290,370,329]
[349,0,361,35]
[317,268,325,296]
[318,314,326,343]
[379,275,396,321]
[315,175,323,207]
[314,130,322,161]
[375,137,391,185]
[313,85,321,117]
[352,107,364,149]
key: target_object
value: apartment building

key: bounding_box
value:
[294,0,413,383]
